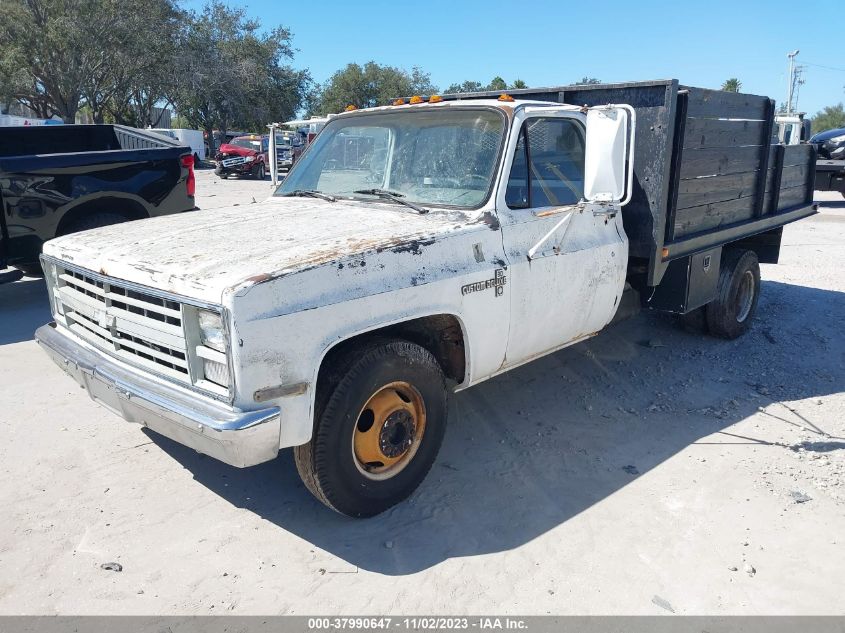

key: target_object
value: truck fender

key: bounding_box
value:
[306,311,471,431]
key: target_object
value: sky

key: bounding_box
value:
[186,0,845,116]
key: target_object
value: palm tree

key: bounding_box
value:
[722,78,742,93]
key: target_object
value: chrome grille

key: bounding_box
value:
[53,266,190,381]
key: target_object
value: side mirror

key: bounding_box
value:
[584,105,635,205]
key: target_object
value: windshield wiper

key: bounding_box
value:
[281,189,336,202]
[352,188,429,214]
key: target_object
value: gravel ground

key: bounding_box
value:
[0,171,843,614]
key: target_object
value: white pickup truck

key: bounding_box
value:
[36,80,817,517]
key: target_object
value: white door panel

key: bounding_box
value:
[495,109,629,369]
[502,206,626,366]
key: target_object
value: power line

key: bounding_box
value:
[800,60,845,73]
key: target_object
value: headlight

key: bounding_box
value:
[244,155,256,162]
[196,309,229,388]
[195,345,230,388]
[828,134,845,144]
[197,309,226,352]
[203,358,230,386]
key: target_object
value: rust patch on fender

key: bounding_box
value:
[244,272,273,284]
[479,212,500,231]
[391,238,435,255]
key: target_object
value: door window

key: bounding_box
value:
[505,117,586,209]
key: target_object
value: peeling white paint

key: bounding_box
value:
[41,100,632,453]
[43,197,475,304]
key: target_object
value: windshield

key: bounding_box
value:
[276,108,506,209]
[230,138,262,150]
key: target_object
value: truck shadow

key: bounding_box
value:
[150,279,845,575]
[0,278,51,345]
[819,201,845,210]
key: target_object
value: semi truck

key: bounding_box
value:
[35,80,816,517]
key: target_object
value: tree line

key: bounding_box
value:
[0,0,309,141]
[0,0,607,135]
[5,2,842,137]
[308,67,542,115]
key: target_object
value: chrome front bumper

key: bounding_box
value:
[36,322,281,467]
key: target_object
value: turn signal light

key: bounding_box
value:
[498,94,515,102]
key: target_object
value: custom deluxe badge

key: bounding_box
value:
[461,268,507,298]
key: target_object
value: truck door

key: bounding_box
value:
[497,107,631,368]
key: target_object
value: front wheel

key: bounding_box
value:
[705,249,760,339]
[63,211,128,234]
[15,262,44,277]
[294,338,447,517]
[253,163,266,180]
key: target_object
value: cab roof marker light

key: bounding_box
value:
[498,94,515,102]
[393,98,405,106]
[409,95,424,104]
[429,95,444,103]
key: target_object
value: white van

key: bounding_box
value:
[149,128,206,163]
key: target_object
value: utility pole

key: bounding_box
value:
[786,49,799,114]
[267,122,279,187]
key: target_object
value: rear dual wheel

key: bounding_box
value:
[680,250,761,338]
[294,338,447,518]
[705,249,760,339]
[678,249,761,339]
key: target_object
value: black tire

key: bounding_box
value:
[254,163,266,180]
[63,211,129,235]
[705,249,760,339]
[294,338,448,518]
[193,152,200,165]
[16,262,44,277]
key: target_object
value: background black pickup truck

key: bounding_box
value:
[0,124,195,282]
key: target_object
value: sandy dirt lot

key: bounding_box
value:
[0,170,843,615]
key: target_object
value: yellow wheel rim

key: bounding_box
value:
[352,381,426,480]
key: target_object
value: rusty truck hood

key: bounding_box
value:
[42,197,470,304]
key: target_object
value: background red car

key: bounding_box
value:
[214,134,268,179]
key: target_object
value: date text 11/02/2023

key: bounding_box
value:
[306,617,528,630]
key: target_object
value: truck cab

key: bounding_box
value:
[35,83,816,517]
